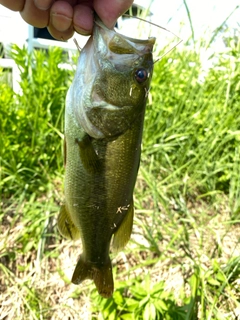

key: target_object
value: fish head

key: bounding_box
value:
[70,16,156,139]
[93,19,155,107]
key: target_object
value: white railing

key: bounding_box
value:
[27,25,78,53]
[0,25,80,93]
[0,57,21,93]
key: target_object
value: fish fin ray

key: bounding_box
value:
[64,137,67,167]
[75,134,101,173]
[72,254,113,298]
[58,204,80,240]
[112,200,134,252]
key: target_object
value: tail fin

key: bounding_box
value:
[71,254,114,298]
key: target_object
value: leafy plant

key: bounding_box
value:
[0,45,73,198]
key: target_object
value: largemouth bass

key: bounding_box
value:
[58,15,155,298]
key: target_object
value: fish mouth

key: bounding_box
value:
[94,15,156,47]
[93,17,155,72]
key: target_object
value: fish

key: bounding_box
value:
[58,15,155,298]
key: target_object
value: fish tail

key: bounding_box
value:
[71,254,114,298]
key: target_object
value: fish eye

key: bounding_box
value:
[135,68,148,83]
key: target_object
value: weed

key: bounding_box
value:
[0,12,240,320]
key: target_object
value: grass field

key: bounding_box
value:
[0,16,240,320]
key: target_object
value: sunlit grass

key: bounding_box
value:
[0,18,240,320]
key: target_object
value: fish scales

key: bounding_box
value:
[58,15,155,298]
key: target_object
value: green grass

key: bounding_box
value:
[0,21,240,320]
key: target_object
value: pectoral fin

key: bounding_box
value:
[112,200,134,252]
[58,204,80,240]
[75,134,101,173]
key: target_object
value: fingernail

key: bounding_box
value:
[51,12,72,32]
[34,0,52,10]
[74,26,91,36]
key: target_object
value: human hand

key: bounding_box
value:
[0,0,134,40]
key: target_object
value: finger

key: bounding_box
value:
[20,0,49,28]
[48,2,74,40]
[0,0,25,11]
[50,1,73,32]
[73,4,94,35]
[94,0,134,29]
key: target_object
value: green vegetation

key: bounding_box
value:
[0,26,239,319]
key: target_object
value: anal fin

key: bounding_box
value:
[58,204,80,240]
[112,200,134,252]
